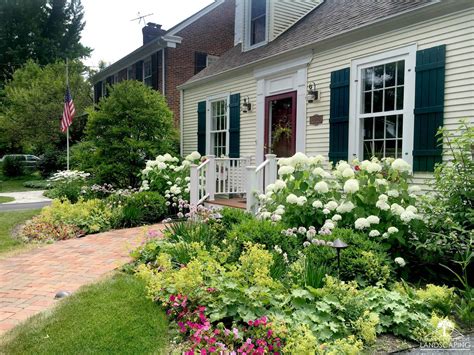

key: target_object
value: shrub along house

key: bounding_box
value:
[92,0,235,125]
[178,0,474,209]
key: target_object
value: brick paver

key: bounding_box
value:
[0,224,163,334]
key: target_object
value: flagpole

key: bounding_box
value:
[66,58,70,171]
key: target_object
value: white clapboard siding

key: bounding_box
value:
[182,72,257,156]
[182,8,474,189]
[269,0,321,41]
[305,8,474,184]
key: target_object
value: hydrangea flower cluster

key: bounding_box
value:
[257,153,424,246]
[48,170,90,182]
[141,152,202,208]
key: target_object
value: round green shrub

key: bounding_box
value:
[226,219,300,262]
[118,192,166,227]
[2,156,24,177]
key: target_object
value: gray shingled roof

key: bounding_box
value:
[185,0,434,85]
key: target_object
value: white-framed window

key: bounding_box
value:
[143,58,152,87]
[349,45,416,167]
[246,0,268,49]
[207,55,219,67]
[207,95,229,157]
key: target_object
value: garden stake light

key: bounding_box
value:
[331,238,348,278]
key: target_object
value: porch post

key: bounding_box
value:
[265,154,277,188]
[206,155,216,201]
[190,164,199,206]
[246,166,256,213]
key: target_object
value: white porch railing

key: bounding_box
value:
[245,154,278,213]
[189,154,278,213]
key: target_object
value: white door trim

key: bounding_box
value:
[254,54,312,164]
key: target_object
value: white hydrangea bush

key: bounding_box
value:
[48,170,90,182]
[140,152,202,208]
[257,152,425,245]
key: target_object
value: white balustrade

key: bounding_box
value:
[190,154,277,213]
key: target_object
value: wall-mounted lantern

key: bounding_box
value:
[306,82,319,103]
[241,96,252,113]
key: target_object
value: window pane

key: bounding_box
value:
[251,0,266,18]
[363,141,373,160]
[397,60,405,85]
[374,140,384,159]
[364,117,373,139]
[373,65,384,89]
[385,62,396,87]
[251,16,266,45]
[374,117,384,139]
[397,114,403,138]
[386,115,397,138]
[397,140,403,158]
[363,92,372,114]
[362,68,373,91]
[396,86,404,110]
[373,90,383,113]
[386,140,396,158]
[384,88,395,111]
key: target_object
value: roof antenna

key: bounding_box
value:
[130,12,154,25]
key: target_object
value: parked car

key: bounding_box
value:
[0,154,41,169]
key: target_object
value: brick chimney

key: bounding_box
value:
[142,22,166,45]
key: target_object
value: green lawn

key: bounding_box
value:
[0,273,169,354]
[0,196,14,203]
[0,174,46,192]
[0,209,40,255]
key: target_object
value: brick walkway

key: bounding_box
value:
[0,224,163,334]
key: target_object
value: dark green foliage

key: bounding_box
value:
[0,0,91,84]
[38,149,66,178]
[227,219,301,262]
[1,156,24,177]
[44,180,85,203]
[83,81,178,187]
[331,229,392,286]
[0,61,92,155]
[118,192,167,227]
[219,207,253,230]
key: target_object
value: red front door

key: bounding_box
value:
[264,91,297,158]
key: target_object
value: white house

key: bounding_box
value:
[178,0,474,208]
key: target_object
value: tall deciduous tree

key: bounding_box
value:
[0,0,91,84]
[0,60,92,155]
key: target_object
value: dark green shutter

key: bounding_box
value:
[135,60,143,82]
[151,52,158,90]
[197,101,206,155]
[94,81,102,103]
[328,67,350,164]
[229,93,241,158]
[413,45,446,172]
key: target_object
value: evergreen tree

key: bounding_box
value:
[0,0,91,84]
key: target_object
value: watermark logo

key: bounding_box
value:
[419,326,471,352]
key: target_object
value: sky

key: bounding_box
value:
[81,0,214,69]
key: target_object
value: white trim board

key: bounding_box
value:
[348,44,417,167]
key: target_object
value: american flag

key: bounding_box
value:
[61,86,76,132]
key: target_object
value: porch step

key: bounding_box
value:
[205,198,246,210]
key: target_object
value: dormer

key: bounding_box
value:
[234,0,322,51]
